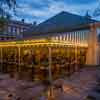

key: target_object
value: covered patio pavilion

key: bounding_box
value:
[0,37,88,81]
[0,11,98,81]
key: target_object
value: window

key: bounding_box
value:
[15,27,17,34]
[21,28,24,32]
[8,26,11,33]
[17,28,20,35]
[23,28,26,32]
[12,27,16,34]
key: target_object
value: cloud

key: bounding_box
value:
[63,0,98,5]
[12,0,99,23]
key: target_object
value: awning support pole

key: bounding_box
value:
[18,47,20,73]
[0,48,2,72]
[48,46,54,100]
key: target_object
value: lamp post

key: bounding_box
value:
[0,48,2,72]
[48,46,54,100]
[18,46,20,75]
[75,32,78,72]
[75,44,78,72]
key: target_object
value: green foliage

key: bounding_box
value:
[0,0,16,9]
[0,0,16,33]
[0,16,7,33]
[0,16,7,23]
[0,0,16,17]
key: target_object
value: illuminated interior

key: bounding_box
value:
[0,36,88,81]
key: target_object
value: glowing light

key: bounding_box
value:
[0,39,88,48]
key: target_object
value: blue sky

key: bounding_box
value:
[10,0,100,23]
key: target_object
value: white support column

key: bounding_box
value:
[14,46,21,80]
[76,31,78,43]
[96,45,99,65]
[75,31,78,71]
[48,46,54,99]
[86,24,97,65]
[67,33,68,42]
[79,31,81,43]
[72,32,74,43]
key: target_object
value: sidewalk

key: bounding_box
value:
[0,67,98,100]
[0,74,45,100]
[51,68,97,100]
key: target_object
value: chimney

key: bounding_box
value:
[85,11,91,19]
[21,19,24,23]
[33,21,37,26]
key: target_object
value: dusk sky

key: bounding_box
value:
[11,0,100,23]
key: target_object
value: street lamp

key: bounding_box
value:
[0,48,2,72]
[48,46,54,100]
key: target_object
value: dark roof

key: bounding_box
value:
[7,20,33,27]
[23,11,97,39]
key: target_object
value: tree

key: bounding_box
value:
[0,0,16,9]
[0,0,16,33]
[93,1,100,17]
[85,11,91,19]
[93,6,100,17]
[0,0,16,16]
[0,16,7,33]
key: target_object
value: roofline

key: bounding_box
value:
[6,19,33,26]
[1,19,98,42]
[38,11,97,25]
[2,22,98,42]
[21,22,93,40]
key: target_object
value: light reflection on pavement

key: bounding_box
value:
[0,68,98,100]
[49,68,97,100]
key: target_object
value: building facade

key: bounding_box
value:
[0,19,34,41]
